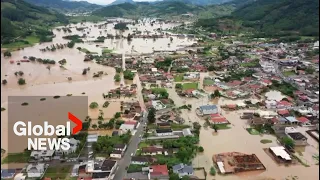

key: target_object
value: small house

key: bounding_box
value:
[172,163,194,178]
[110,150,123,159]
[196,105,218,116]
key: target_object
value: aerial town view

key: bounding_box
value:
[0,0,319,180]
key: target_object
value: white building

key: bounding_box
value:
[30,150,55,161]
[56,138,80,155]
[314,41,319,49]
[110,150,122,159]
[26,163,46,178]
[87,134,98,143]
[119,124,135,134]
[269,146,292,161]
[152,100,166,110]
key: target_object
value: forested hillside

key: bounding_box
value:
[195,0,319,37]
[1,0,68,46]
[234,0,319,36]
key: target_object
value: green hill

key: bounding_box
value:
[233,0,319,36]
[1,0,68,48]
[195,0,319,37]
[92,1,234,18]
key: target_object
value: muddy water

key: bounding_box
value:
[166,88,319,180]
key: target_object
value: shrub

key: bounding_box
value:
[198,146,204,152]
[21,102,29,106]
[4,51,11,57]
[89,102,99,109]
[53,95,61,99]
[2,79,7,85]
[18,78,26,85]
[210,166,216,176]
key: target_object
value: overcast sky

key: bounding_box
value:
[71,0,157,5]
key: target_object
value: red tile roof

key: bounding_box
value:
[262,79,272,84]
[210,113,228,123]
[277,100,292,106]
[297,117,309,123]
[227,104,237,109]
[271,117,279,123]
[277,109,289,115]
[228,80,242,86]
[150,165,168,176]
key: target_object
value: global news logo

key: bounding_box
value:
[12,112,82,151]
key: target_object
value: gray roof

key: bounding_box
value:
[182,128,193,137]
[172,163,193,174]
[199,105,217,111]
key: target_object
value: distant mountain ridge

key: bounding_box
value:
[161,0,232,6]
[92,1,234,18]
[24,0,101,12]
[110,0,135,5]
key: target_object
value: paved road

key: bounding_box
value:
[113,111,148,180]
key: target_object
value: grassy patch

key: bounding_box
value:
[44,165,73,179]
[127,164,147,173]
[283,71,296,77]
[2,36,40,50]
[246,128,260,135]
[182,83,198,90]
[240,61,259,67]
[69,15,104,24]
[203,79,214,86]
[171,123,191,130]
[2,151,31,164]
[260,139,272,144]
[214,124,231,130]
[102,48,113,55]
[1,107,6,111]
[147,124,157,129]
[174,74,184,82]
[40,98,46,101]
[80,48,98,55]
[138,142,150,148]
[2,41,31,49]
[24,36,40,44]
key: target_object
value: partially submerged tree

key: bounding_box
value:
[18,78,26,85]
